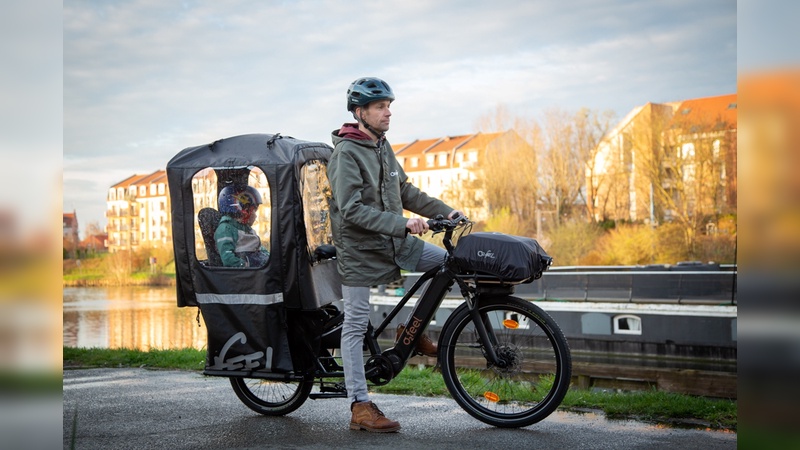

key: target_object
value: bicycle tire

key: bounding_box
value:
[229,376,313,416]
[439,296,572,428]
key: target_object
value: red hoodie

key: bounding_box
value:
[337,123,373,141]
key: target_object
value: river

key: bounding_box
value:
[63,286,207,350]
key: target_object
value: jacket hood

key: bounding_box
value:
[332,123,376,145]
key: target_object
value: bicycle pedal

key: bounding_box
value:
[309,392,347,399]
[319,382,347,393]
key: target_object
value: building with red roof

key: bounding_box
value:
[590,94,736,229]
[106,170,170,252]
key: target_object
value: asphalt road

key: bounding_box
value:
[63,368,736,449]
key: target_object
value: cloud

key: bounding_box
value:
[63,0,736,229]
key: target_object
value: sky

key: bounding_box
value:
[58,0,739,235]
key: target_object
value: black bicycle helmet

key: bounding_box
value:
[346,77,395,112]
[218,185,262,216]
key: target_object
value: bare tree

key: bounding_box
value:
[466,106,542,234]
[653,112,735,256]
[84,221,103,238]
[539,108,590,222]
[574,108,616,222]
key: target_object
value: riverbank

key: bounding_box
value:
[63,254,176,287]
[62,276,175,287]
[63,346,737,430]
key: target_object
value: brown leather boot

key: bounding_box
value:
[396,324,438,357]
[349,401,401,432]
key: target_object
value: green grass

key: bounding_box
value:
[561,385,736,429]
[63,347,737,430]
[63,347,206,371]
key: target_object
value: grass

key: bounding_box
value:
[63,347,206,371]
[63,347,737,430]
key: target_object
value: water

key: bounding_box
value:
[63,286,207,350]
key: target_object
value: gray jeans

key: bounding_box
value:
[340,242,446,403]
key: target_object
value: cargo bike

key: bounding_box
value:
[167,133,571,428]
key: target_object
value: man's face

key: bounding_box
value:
[359,100,392,134]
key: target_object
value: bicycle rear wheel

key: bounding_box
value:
[229,376,313,416]
[439,296,571,428]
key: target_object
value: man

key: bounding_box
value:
[327,77,462,432]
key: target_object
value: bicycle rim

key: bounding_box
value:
[229,377,313,416]
[439,296,572,428]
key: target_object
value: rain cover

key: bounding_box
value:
[166,133,343,376]
[452,232,551,282]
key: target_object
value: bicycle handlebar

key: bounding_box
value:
[426,214,470,253]
[426,214,468,232]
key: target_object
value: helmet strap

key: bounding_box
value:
[356,109,386,146]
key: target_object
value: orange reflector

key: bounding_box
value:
[483,391,500,402]
[503,319,519,329]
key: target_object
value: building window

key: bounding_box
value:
[426,155,434,167]
[158,183,165,195]
[581,313,611,335]
[438,153,447,166]
[411,158,418,168]
[140,186,146,196]
[150,184,156,195]
[613,315,642,335]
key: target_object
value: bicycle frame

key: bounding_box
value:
[369,265,453,377]
[361,221,513,383]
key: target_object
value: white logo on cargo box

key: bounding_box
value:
[209,332,265,371]
[477,250,496,259]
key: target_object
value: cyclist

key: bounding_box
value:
[328,77,462,432]
[214,184,270,268]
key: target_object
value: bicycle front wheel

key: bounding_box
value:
[229,376,313,416]
[439,296,571,428]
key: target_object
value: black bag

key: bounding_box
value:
[452,232,552,282]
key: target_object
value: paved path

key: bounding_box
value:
[63,368,736,449]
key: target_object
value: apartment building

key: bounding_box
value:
[394,130,529,222]
[589,94,736,226]
[63,210,80,256]
[106,170,171,252]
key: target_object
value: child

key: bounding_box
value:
[214,185,270,268]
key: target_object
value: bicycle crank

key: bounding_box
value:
[365,354,395,386]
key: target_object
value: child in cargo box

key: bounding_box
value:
[214,184,270,268]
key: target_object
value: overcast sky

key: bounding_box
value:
[60,0,737,233]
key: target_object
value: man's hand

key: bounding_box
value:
[448,210,465,220]
[406,217,429,236]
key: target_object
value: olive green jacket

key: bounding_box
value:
[328,124,453,286]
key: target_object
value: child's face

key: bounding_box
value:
[239,205,258,226]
